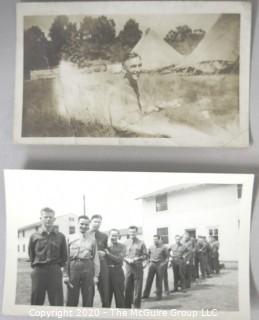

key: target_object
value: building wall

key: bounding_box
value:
[17,214,78,259]
[141,185,240,262]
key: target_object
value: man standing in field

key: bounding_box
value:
[65,215,99,307]
[142,235,169,300]
[124,226,147,308]
[104,229,126,308]
[89,214,110,308]
[28,207,67,306]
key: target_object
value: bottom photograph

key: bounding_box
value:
[3,170,253,320]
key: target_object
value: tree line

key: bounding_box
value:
[24,15,205,77]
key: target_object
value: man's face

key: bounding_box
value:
[124,56,142,81]
[128,228,137,239]
[110,230,119,244]
[78,218,90,234]
[90,218,102,231]
[40,210,55,229]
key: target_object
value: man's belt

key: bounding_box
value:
[71,257,92,262]
[108,264,122,268]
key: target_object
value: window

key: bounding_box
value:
[155,193,168,212]
[18,245,20,252]
[185,229,196,238]
[69,217,75,222]
[35,226,39,231]
[69,226,76,234]
[22,230,25,238]
[237,184,243,199]
[157,227,169,244]
[23,244,26,252]
[208,228,219,241]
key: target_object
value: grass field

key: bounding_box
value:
[22,70,239,142]
[16,259,238,310]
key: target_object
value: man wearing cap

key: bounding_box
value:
[142,235,169,300]
[65,215,100,307]
[28,207,67,305]
[104,229,126,308]
[124,225,148,308]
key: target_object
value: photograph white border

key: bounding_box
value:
[2,170,254,319]
[14,1,251,146]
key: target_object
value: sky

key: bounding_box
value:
[5,170,191,230]
[24,14,220,40]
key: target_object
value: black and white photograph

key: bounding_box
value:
[3,170,253,319]
[14,1,251,146]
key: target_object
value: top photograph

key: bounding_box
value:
[14,1,251,146]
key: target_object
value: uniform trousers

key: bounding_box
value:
[66,259,94,307]
[108,265,125,308]
[172,258,186,290]
[97,258,110,307]
[31,264,63,306]
[143,261,165,298]
[125,263,143,308]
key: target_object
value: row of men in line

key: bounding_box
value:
[28,207,219,308]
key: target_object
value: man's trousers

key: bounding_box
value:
[143,262,165,298]
[66,259,94,307]
[125,263,143,308]
[108,265,125,308]
[172,258,186,290]
[31,264,63,306]
[97,258,110,307]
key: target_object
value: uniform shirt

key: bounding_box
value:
[106,242,126,267]
[210,240,219,254]
[182,239,193,262]
[170,243,187,259]
[28,228,67,267]
[68,233,100,278]
[148,243,168,263]
[197,238,208,254]
[124,237,147,263]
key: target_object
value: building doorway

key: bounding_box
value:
[185,228,196,238]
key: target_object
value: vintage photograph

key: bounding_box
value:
[3,170,253,319]
[14,1,251,146]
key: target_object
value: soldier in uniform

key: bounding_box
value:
[89,214,110,308]
[104,229,126,308]
[65,215,100,307]
[124,226,147,308]
[197,236,211,279]
[210,236,220,274]
[142,235,169,300]
[182,232,193,289]
[169,235,188,292]
[28,207,67,306]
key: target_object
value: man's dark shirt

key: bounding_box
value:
[91,230,108,261]
[148,244,168,263]
[106,242,126,267]
[28,229,67,267]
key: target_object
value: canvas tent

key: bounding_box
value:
[180,14,240,73]
[132,28,183,71]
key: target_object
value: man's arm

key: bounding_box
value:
[93,242,100,281]
[105,244,126,264]
[28,235,35,267]
[133,242,148,263]
[60,234,68,267]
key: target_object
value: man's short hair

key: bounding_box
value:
[109,228,120,235]
[123,52,141,63]
[175,234,181,238]
[91,214,102,221]
[128,225,138,232]
[78,215,90,222]
[40,207,55,215]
